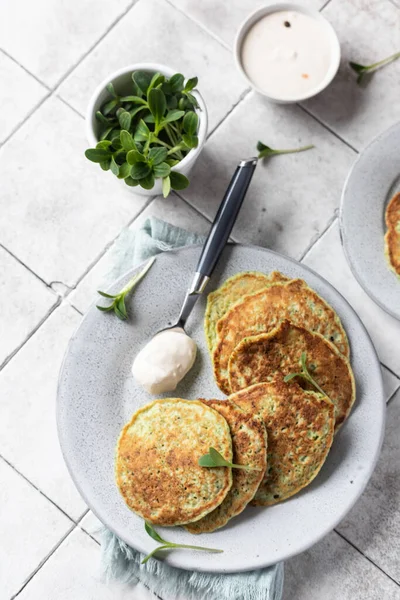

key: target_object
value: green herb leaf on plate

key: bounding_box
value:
[142,522,223,564]
[198,447,260,471]
[96,257,156,320]
[283,352,332,402]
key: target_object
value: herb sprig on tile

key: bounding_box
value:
[199,447,261,471]
[142,521,223,563]
[96,257,155,320]
[85,71,201,197]
[349,50,400,84]
[284,352,332,402]
[257,141,314,159]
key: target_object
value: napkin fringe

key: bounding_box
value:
[101,528,284,600]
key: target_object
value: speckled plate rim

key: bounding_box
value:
[57,243,385,573]
[340,121,400,321]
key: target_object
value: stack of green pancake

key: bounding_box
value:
[204,271,355,508]
[115,397,268,531]
[115,271,355,534]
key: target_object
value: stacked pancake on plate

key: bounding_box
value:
[385,192,400,278]
[205,271,355,509]
[115,271,355,533]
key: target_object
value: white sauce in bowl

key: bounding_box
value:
[241,10,333,101]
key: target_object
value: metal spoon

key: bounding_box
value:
[160,157,258,334]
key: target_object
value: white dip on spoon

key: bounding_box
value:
[132,328,197,395]
[241,10,333,101]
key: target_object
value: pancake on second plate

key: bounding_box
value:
[229,320,355,430]
[384,192,400,277]
[185,399,267,534]
[205,271,290,354]
[116,398,233,526]
[231,378,335,506]
[213,279,349,394]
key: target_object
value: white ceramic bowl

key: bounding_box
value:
[234,2,341,104]
[85,63,208,195]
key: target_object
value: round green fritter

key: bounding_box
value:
[229,320,355,430]
[231,378,335,506]
[116,398,233,526]
[185,399,267,534]
[204,271,289,355]
[213,278,350,395]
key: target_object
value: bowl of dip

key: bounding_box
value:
[234,3,340,103]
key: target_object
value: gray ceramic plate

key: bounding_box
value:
[340,121,400,320]
[57,244,385,573]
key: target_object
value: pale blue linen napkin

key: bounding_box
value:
[100,217,284,600]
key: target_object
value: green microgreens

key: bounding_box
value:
[349,50,400,84]
[198,447,260,471]
[257,141,314,159]
[142,521,223,564]
[283,352,332,402]
[96,257,155,320]
[85,71,200,196]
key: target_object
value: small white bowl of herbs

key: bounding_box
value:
[85,63,208,197]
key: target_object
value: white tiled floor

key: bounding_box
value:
[1,0,400,598]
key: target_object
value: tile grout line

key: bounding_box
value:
[10,506,90,598]
[0,0,137,153]
[0,243,58,293]
[70,304,84,317]
[51,0,137,94]
[380,361,400,383]
[0,299,61,372]
[0,47,51,90]
[0,454,82,524]
[11,524,78,599]
[0,89,52,149]
[298,214,339,263]
[297,104,359,154]
[80,526,167,600]
[163,0,231,52]
[334,529,400,588]
[57,95,85,119]
[207,87,252,140]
